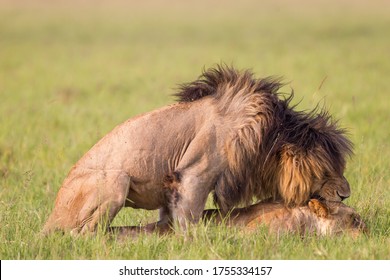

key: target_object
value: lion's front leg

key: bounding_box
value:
[164,170,214,231]
[162,128,222,231]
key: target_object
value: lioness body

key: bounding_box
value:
[203,199,366,237]
[112,199,366,238]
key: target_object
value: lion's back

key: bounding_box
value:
[70,99,220,189]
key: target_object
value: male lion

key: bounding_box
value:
[43,65,353,234]
[111,199,367,238]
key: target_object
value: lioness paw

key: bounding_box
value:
[308,199,329,218]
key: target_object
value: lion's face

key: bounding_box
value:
[278,145,352,206]
[312,175,351,202]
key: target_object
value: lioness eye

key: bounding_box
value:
[352,216,360,226]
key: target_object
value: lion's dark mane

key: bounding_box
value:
[175,65,353,210]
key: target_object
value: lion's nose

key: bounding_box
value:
[337,191,350,201]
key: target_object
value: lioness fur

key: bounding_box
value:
[204,199,367,237]
[111,199,367,238]
[43,65,353,234]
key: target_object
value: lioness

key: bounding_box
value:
[43,65,353,234]
[204,199,367,237]
[111,199,367,238]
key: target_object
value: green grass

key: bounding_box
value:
[0,0,389,259]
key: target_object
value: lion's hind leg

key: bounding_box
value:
[43,170,130,235]
[75,170,131,234]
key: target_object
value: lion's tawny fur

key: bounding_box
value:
[177,65,353,210]
[43,65,353,234]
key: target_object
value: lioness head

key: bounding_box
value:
[308,199,367,237]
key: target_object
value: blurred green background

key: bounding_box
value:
[0,0,389,259]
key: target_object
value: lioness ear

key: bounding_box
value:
[308,199,329,218]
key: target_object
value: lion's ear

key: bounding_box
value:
[308,199,329,218]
